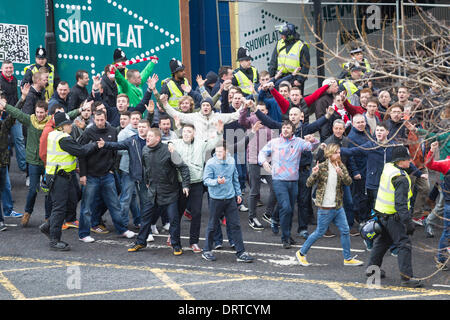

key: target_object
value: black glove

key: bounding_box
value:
[406,220,416,235]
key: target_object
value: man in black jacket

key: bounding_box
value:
[48,81,70,113]
[0,60,27,173]
[101,64,118,109]
[22,70,47,115]
[68,70,91,111]
[128,128,190,255]
[78,110,136,242]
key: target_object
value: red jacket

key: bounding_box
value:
[426,151,450,175]
[39,117,55,166]
[343,100,382,121]
[271,85,330,114]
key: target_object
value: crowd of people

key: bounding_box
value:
[0,23,448,288]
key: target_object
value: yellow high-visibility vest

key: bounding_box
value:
[375,162,413,214]
[338,79,359,102]
[23,63,55,101]
[276,39,306,74]
[234,67,258,95]
[342,58,372,73]
[164,78,189,109]
[46,130,77,175]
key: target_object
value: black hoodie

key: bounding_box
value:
[78,122,118,177]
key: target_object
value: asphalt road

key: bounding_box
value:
[0,156,449,304]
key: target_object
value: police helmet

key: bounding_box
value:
[278,23,296,37]
[359,218,383,241]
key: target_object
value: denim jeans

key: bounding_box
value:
[272,180,298,243]
[300,207,352,260]
[204,197,245,256]
[79,173,127,238]
[119,171,141,227]
[10,122,27,172]
[1,166,13,215]
[136,200,180,247]
[437,203,450,263]
[0,167,7,222]
[343,185,354,228]
[25,164,45,214]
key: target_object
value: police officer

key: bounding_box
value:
[366,146,422,288]
[341,47,372,78]
[160,58,201,109]
[22,47,59,102]
[232,47,259,97]
[269,23,310,95]
[338,64,363,106]
[39,112,101,251]
[113,48,128,93]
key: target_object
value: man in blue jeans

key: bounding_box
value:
[258,120,319,248]
[78,110,136,242]
[1,166,24,218]
[202,143,253,262]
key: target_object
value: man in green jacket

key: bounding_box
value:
[0,96,80,227]
[114,58,157,107]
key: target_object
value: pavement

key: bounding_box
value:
[0,157,449,302]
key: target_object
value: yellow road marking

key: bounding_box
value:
[28,277,258,300]
[0,265,65,273]
[326,283,358,300]
[1,256,449,299]
[368,292,448,300]
[0,272,26,300]
[150,268,195,300]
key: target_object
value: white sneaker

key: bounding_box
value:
[122,230,136,239]
[239,205,249,212]
[151,224,159,235]
[162,223,170,231]
[146,234,154,242]
[79,236,95,243]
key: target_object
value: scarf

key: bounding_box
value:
[30,115,52,130]
[1,72,13,82]
[333,104,351,128]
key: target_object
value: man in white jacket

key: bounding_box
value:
[160,95,241,140]
[168,120,224,252]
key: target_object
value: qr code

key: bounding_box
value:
[0,23,30,64]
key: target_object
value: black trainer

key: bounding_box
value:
[248,217,264,231]
[50,241,71,251]
[39,222,51,239]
